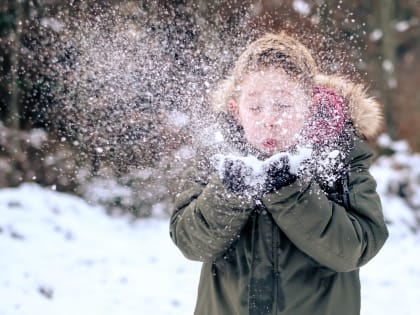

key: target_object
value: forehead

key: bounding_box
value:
[240,69,305,97]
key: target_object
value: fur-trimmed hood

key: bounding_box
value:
[314,74,384,141]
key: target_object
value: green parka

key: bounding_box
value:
[170,75,389,315]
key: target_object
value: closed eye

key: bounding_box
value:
[249,106,263,112]
[273,102,291,110]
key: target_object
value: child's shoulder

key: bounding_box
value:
[347,136,376,169]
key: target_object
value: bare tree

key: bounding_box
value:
[376,0,398,138]
[6,1,24,169]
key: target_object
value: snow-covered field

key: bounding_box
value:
[1,148,420,315]
[0,184,201,315]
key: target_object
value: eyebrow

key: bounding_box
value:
[246,91,259,96]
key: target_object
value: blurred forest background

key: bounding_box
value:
[0,0,419,216]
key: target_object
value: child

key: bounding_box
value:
[170,33,388,315]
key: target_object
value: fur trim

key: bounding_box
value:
[314,74,384,141]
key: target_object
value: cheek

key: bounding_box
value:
[240,120,264,142]
[289,110,307,126]
[242,122,260,137]
[282,113,306,136]
[240,114,262,130]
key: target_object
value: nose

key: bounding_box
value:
[263,115,277,129]
[264,122,275,129]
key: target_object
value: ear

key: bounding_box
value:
[227,99,239,119]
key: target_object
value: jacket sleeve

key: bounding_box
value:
[169,169,255,262]
[261,139,389,272]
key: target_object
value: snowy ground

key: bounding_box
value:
[1,170,420,315]
[0,184,201,315]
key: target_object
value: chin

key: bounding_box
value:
[271,145,292,154]
[260,147,282,156]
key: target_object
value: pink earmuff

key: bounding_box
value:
[304,86,346,144]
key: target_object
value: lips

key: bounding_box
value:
[262,138,277,148]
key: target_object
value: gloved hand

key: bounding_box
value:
[263,156,297,192]
[220,158,254,194]
[217,154,299,196]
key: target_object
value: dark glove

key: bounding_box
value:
[220,158,254,194]
[263,156,297,192]
[220,158,262,195]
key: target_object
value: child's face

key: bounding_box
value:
[229,69,311,155]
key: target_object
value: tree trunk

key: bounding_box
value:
[7,0,24,178]
[318,0,337,72]
[7,2,23,131]
[378,0,397,138]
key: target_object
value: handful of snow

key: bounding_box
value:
[213,146,313,189]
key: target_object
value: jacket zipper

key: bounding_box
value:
[251,204,283,315]
[259,201,283,314]
[248,209,258,315]
[273,220,281,314]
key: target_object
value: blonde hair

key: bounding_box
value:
[212,32,318,112]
